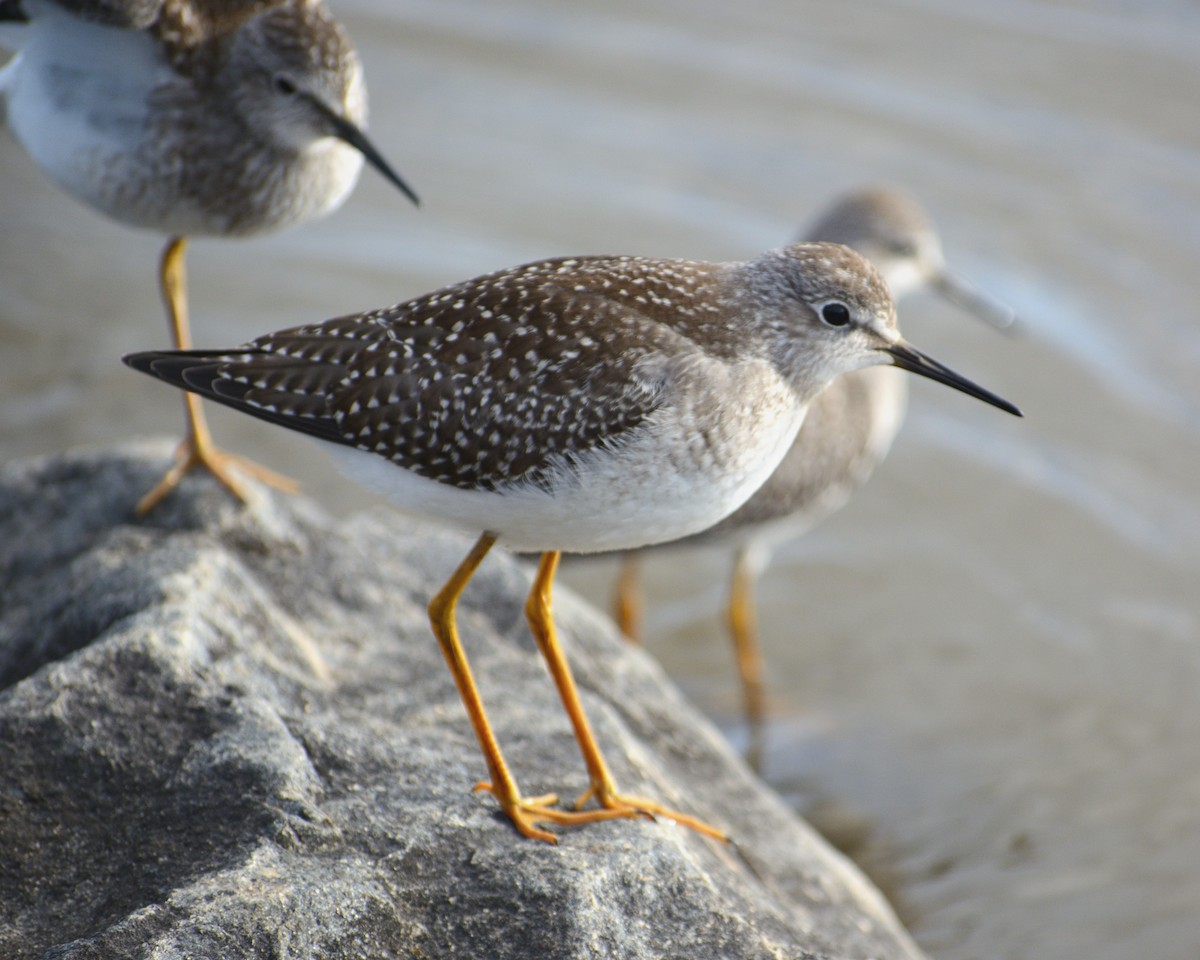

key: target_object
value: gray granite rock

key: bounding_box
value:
[0,442,923,960]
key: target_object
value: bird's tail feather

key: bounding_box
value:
[123,349,348,446]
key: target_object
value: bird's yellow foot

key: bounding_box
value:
[474,782,645,844]
[575,784,727,842]
[136,435,299,515]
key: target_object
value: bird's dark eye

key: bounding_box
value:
[273,74,298,96]
[821,302,852,327]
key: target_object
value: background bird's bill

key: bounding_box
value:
[932,269,1018,331]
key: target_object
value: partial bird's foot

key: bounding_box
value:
[136,434,299,515]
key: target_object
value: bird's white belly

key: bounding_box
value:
[324,392,808,555]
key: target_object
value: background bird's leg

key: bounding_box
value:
[527,551,727,841]
[431,534,618,843]
[136,237,297,513]
[613,552,644,643]
[727,544,767,772]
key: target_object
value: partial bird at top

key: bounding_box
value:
[0,0,419,511]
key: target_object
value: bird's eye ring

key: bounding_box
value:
[272,74,298,96]
[821,302,852,327]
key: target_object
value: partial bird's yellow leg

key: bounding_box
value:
[529,551,727,842]
[727,545,767,772]
[613,552,644,643]
[136,236,299,514]
[431,534,633,844]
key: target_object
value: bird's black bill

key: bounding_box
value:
[888,342,1022,417]
[932,270,1018,333]
[328,113,420,207]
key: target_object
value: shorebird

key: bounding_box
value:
[0,0,419,512]
[611,187,1016,767]
[125,240,1020,843]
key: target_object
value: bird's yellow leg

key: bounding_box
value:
[727,546,767,772]
[431,535,630,843]
[612,552,644,644]
[528,551,727,842]
[136,236,298,514]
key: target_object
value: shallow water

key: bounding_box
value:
[2,1,1199,957]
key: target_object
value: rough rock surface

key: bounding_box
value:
[0,442,923,960]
